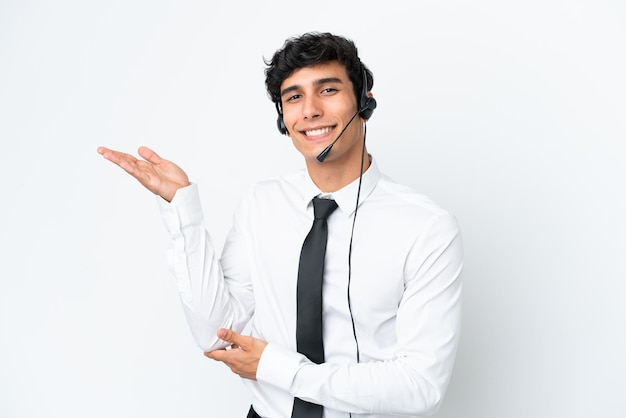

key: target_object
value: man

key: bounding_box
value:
[98,32,462,418]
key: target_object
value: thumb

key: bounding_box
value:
[137,146,162,164]
[217,328,241,345]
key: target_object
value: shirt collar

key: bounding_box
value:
[300,155,381,217]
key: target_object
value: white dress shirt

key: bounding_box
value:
[158,157,463,418]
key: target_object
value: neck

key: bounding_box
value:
[306,146,370,193]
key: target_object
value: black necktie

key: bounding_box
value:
[292,197,338,418]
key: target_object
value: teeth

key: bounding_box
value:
[305,127,332,137]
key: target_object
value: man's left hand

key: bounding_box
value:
[204,328,268,380]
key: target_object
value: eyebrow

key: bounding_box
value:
[280,77,344,98]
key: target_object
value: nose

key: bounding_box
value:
[302,95,322,120]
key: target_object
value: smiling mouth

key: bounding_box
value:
[303,126,334,137]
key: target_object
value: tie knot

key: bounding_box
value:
[312,197,338,221]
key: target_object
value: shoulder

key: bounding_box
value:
[245,169,307,199]
[234,170,309,220]
[374,174,455,220]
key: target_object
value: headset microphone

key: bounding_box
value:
[316,108,360,162]
[316,68,377,163]
[318,67,377,368]
[316,97,376,162]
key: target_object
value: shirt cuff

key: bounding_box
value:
[157,183,204,235]
[256,342,306,392]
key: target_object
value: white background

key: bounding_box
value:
[1,1,625,417]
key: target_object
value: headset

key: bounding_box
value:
[275,64,376,135]
[275,63,376,370]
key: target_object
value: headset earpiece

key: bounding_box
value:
[277,114,288,135]
[358,66,377,120]
[276,102,288,135]
[359,96,377,120]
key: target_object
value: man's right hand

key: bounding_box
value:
[97,146,190,202]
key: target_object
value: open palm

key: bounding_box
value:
[97,146,190,202]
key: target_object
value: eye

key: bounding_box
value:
[321,87,338,94]
[286,94,302,102]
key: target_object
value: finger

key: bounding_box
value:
[204,349,228,361]
[98,146,121,162]
[137,146,162,165]
[98,146,130,163]
[216,328,242,346]
[98,147,139,170]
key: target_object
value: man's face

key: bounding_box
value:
[279,61,364,166]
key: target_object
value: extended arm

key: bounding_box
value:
[98,146,254,351]
[158,184,255,351]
